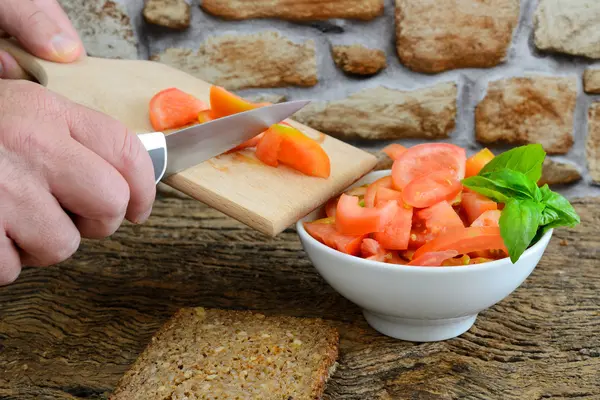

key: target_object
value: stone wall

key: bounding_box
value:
[57,0,600,198]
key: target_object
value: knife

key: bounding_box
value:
[137,100,311,184]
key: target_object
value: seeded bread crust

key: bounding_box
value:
[109,307,339,400]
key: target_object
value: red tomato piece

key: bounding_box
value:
[465,148,495,178]
[391,143,466,190]
[461,192,498,225]
[209,86,266,118]
[408,250,459,266]
[274,124,331,178]
[471,209,501,227]
[416,200,464,235]
[255,128,283,166]
[382,143,408,161]
[227,133,265,154]
[372,188,413,250]
[402,170,463,208]
[335,194,398,236]
[149,88,209,131]
[304,218,365,256]
[361,238,388,262]
[413,226,508,260]
[364,176,394,208]
[325,196,338,218]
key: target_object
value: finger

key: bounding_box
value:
[65,105,157,224]
[6,177,81,268]
[0,50,31,80]
[0,233,21,286]
[31,0,86,56]
[43,133,132,239]
[0,0,83,63]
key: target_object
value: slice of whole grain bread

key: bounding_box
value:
[109,307,339,400]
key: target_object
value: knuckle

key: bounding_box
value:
[115,128,143,171]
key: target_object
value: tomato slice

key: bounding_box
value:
[413,226,507,260]
[402,170,462,208]
[461,192,498,225]
[209,86,267,118]
[360,238,387,261]
[416,200,464,234]
[304,218,365,256]
[408,250,459,266]
[274,124,331,178]
[335,194,398,236]
[325,197,338,218]
[364,176,394,208]
[442,254,471,266]
[465,148,495,178]
[391,143,466,190]
[255,128,283,166]
[197,109,214,123]
[371,188,413,250]
[382,143,408,161]
[227,133,265,154]
[149,88,209,131]
[471,209,501,227]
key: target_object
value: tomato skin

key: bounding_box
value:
[149,88,209,131]
[364,176,394,208]
[465,148,494,178]
[471,209,501,227]
[402,170,463,208]
[304,219,365,256]
[391,143,466,190]
[335,194,398,236]
[382,143,408,160]
[255,128,282,166]
[372,189,413,250]
[461,192,498,225]
[408,250,459,266]
[413,226,508,260]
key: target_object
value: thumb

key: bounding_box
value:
[0,0,83,63]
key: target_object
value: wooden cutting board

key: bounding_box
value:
[0,39,377,236]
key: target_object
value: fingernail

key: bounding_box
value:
[136,207,153,224]
[50,33,80,59]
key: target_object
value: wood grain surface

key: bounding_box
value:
[0,193,599,399]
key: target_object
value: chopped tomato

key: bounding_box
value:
[361,238,387,261]
[465,148,494,178]
[364,176,394,208]
[386,251,406,264]
[197,109,214,123]
[442,255,471,266]
[149,88,209,131]
[209,86,265,118]
[408,250,459,266]
[402,170,462,208]
[416,200,464,235]
[273,124,331,178]
[335,194,398,236]
[471,210,501,227]
[461,192,498,225]
[469,257,496,264]
[391,143,466,190]
[325,197,338,218]
[382,143,407,161]
[304,219,365,256]
[255,128,282,166]
[372,188,413,250]
[227,133,265,154]
[413,226,508,260]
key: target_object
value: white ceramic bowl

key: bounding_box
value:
[296,170,553,342]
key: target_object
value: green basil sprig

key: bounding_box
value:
[462,144,580,263]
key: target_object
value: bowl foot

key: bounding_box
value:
[362,310,477,342]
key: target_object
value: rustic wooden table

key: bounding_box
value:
[1,191,599,399]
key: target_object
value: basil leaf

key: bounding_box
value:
[461,176,511,203]
[499,198,544,263]
[480,169,542,201]
[479,144,546,183]
[539,185,580,227]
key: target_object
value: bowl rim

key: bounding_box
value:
[296,170,553,273]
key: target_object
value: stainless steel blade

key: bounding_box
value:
[163,100,310,176]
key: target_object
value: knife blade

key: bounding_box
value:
[137,99,311,183]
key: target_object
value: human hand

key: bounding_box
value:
[0,0,84,79]
[0,80,157,285]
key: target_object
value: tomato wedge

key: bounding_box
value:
[255,128,283,166]
[371,188,413,250]
[413,226,508,260]
[197,109,214,123]
[416,200,464,235]
[471,210,501,227]
[402,170,462,208]
[465,148,494,178]
[304,218,365,256]
[227,132,265,154]
[274,124,331,178]
[391,143,466,190]
[361,238,388,261]
[149,88,209,131]
[382,143,408,161]
[408,250,459,266]
[461,192,498,225]
[209,86,266,118]
[335,194,397,236]
[364,176,394,208]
